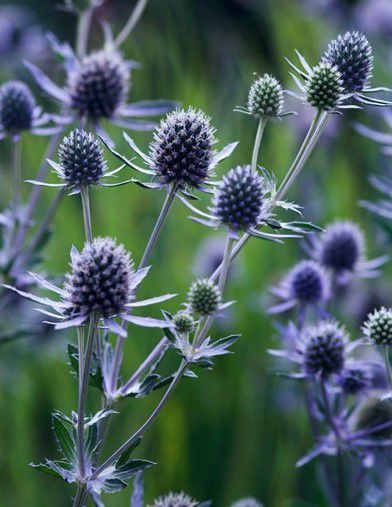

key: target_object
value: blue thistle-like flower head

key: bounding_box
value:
[150,492,198,507]
[288,260,330,305]
[304,320,346,376]
[68,50,129,120]
[65,237,134,318]
[322,31,373,92]
[338,366,371,395]
[213,165,267,231]
[0,80,35,134]
[317,221,364,273]
[187,278,222,316]
[173,310,195,334]
[354,398,392,438]
[306,62,344,111]
[363,307,392,346]
[149,107,216,189]
[247,74,284,119]
[58,129,105,190]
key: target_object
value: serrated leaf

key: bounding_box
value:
[101,478,128,493]
[52,412,76,464]
[113,459,154,481]
[116,438,142,468]
[30,461,64,480]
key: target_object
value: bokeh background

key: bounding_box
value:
[0,0,391,506]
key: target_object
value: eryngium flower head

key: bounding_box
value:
[150,492,198,507]
[363,307,392,346]
[173,310,195,334]
[58,129,105,190]
[231,498,263,507]
[288,260,330,304]
[187,278,221,316]
[247,74,284,119]
[338,366,371,394]
[322,31,373,92]
[318,221,364,273]
[149,108,216,189]
[304,321,346,376]
[354,398,392,438]
[65,237,134,318]
[214,165,266,231]
[306,62,344,111]
[0,80,35,133]
[68,50,128,120]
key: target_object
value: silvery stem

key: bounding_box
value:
[251,117,267,173]
[114,0,149,49]
[81,186,93,243]
[91,359,189,480]
[77,314,99,481]
[382,346,392,405]
[138,184,177,270]
[120,338,170,396]
[76,8,93,59]
[12,138,22,210]
[73,484,88,507]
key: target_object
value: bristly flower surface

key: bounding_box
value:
[321,31,373,93]
[269,260,331,315]
[149,108,216,190]
[187,278,222,316]
[26,34,177,141]
[307,220,388,285]
[235,73,293,119]
[338,365,372,395]
[29,129,132,193]
[363,307,392,346]
[287,32,391,110]
[149,491,198,507]
[0,80,60,141]
[4,237,175,336]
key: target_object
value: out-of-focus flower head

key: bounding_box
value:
[0,81,60,141]
[307,220,388,286]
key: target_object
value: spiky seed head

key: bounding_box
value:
[214,165,266,231]
[318,221,364,273]
[149,108,216,189]
[65,237,134,318]
[150,492,198,507]
[187,278,221,316]
[58,129,105,190]
[306,62,344,111]
[363,307,392,346]
[0,80,35,133]
[231,498,263,507]
[247,74,284,119]
[354,398,392,438]
[304,321,346,376]
[68,50,128,120]
[173,310,196,334]
[338,366,371,395]
[322,31,373,92]
[288,260,330,305]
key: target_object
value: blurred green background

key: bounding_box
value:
[0,0,390,506]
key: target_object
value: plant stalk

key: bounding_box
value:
[251,117,267,173]
[12,138,22,210]
[76,8,93,59]
[81,186,93,243]
[114,0,149,49]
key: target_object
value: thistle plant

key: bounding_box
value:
[0,3,391,506]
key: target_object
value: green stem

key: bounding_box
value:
[114,0,149,49]
[251,117,267,173]
[81,186,93,243]
[12,138,22,209]
[138,184,177,270]
[73,484,88,507]
[383,346,392,405]
[91,359,189,480]
[76,314,99,480]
